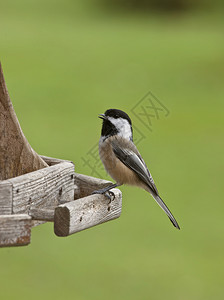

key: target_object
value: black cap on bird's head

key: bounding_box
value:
[99,109,132,124]
[99,109,133,141]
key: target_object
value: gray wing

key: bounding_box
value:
[112,140,180,229]
[111,141,159,195]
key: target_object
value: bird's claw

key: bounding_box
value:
[92,189,115,202]
[105,191,115,202]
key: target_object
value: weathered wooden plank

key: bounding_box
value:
[6,161,75,215]
[0,214,31,247]
[54,188,122,237]
[0,181,12,214]
[29,208,54,222]
[74,173,113,199]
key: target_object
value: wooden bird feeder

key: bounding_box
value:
[0,64,122,247]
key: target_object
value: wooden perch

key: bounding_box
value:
[0,63,48,180]
[54,189,122,236]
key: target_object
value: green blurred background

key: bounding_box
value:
[1,0,224,299]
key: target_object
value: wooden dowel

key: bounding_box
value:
[29,208,54,222]
[54,188,122,237]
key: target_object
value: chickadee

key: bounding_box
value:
[94,108,180,230]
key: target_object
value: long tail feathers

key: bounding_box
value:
[152,194,180,230]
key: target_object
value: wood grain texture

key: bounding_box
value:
[29,208,54,222]
[0,181,12,214]
[0,162,75,217]
[54,188,122,236]
[0,214,31,247]
[0,63,48,180]
[74,173,113,199]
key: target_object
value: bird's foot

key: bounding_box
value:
[92,189,115,202]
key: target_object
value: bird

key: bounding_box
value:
[93,108,180,230]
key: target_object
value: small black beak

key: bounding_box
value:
[98,114,106,120]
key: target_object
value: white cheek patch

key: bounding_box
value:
[108,117,132,140]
